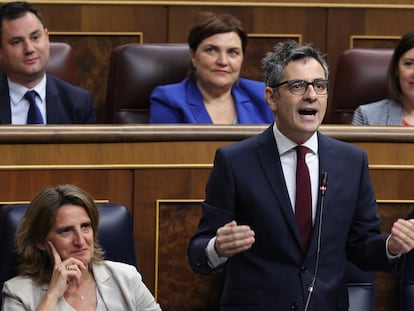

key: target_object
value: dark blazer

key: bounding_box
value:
[0,73,96,124]
[188,125,393,310]
[149,77,274,124]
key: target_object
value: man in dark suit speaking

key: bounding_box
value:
[188,40,414,310]
[0,1,96,124]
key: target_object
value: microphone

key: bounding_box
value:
[304,172,328,311]
[319,172,328,197]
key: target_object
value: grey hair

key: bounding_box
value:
[261,40,329,96]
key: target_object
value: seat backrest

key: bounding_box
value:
[346,261,375,311]
[105,43,191,123]
[329,48,393,124]
[0,203,136,306]
[47,42,76,84]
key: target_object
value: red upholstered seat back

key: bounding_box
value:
[47,42,76,84]
[328,48,393,124]
[105,43,191,124]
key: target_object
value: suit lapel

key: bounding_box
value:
[186,79,213,123]
[256,129,338,256]
[256,126,303,251]
[93,263,125,310]
[387,100,404,125]
[306,133,334,255]
[231,82,248,123]
[44,75,64,124]
[317,133,334,182]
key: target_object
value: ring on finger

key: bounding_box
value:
[66,264,73,271]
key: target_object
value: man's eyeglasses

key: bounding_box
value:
[272,79,329,96]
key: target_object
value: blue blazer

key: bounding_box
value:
[188,125,393,310]
[149,77,274,124]
[0,72,96,124]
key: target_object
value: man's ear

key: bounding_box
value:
[264,87,277,112]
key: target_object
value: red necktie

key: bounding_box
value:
[295,146,312,252]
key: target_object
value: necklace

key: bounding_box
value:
[66,274,96,301]
[77,282,96,301]
[67,289,93,301]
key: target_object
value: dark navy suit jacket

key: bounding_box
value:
[0,73,96,124]
[188,125,393,310]
[149,77,274,124]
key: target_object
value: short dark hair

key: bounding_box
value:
[187,11,247,79]
[387,29,414,102]
[188,11,247,54]
[0,1,45,41]
[262,40,329,97]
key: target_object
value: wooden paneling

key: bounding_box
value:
[27,1,414,5]
[0,169,133,210]
[371,169,414,200]
[243,34,302,80]
[37,4,167,35]
[156,202,222,311]
[134,167,212,292]
[49,32,142,122]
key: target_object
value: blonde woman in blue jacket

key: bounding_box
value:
[150,12,274,124]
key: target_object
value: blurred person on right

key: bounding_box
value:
[149,11,274,124]
[352,29,414,125]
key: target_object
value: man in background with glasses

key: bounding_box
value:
[188,40,414,310]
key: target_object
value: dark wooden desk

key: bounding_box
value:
[0,124,412,311]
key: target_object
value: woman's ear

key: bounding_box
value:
[190,49,196,68]
[37,242,47,251]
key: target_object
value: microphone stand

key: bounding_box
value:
[303,172,328,311]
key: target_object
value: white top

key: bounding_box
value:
[8,75,47,124]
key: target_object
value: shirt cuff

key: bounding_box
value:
[386,234,401,259]
[206,237,229,268]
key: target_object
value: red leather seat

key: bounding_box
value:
[328,48,393,124]
[47,42,76,84]
[105,43,191,123]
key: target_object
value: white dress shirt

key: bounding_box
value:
[274,124,319,222]
[9,75,47,124]
[207,123,320,268]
